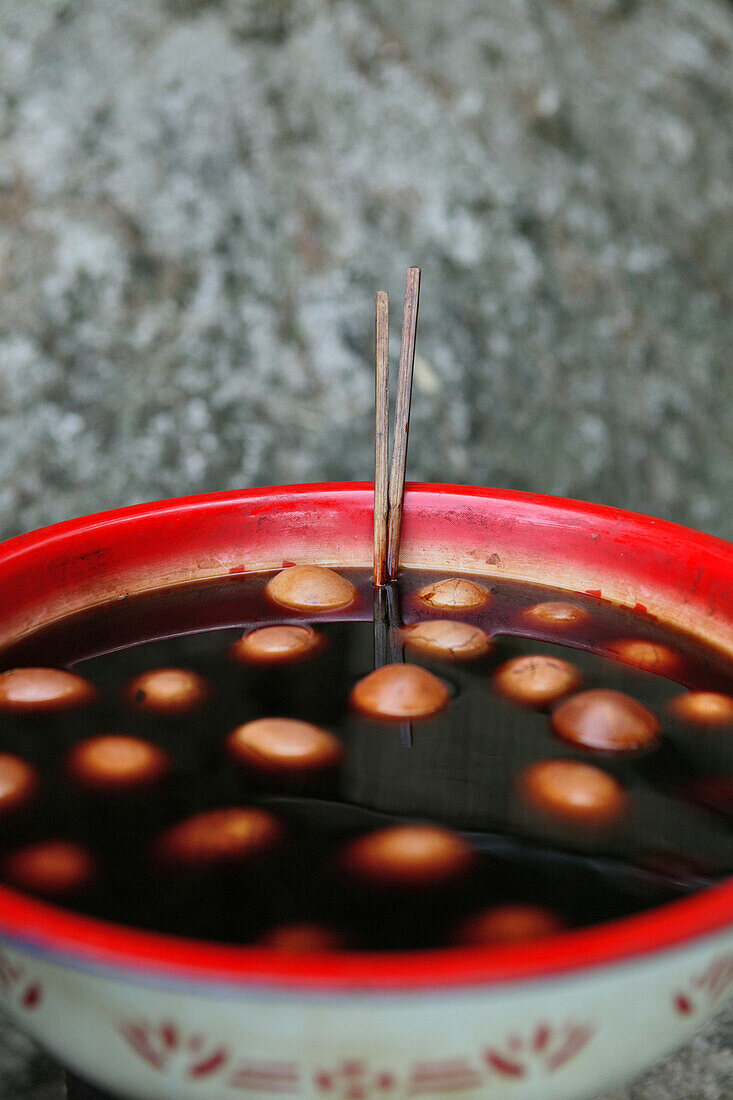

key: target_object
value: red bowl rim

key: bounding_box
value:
[0,481,731,993]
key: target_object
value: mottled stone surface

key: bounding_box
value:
[0,0,732,541]
[0,0,732,1095]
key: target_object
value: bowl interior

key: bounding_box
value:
[1,482,731,661]
[0,481,731,990]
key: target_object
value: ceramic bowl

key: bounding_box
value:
[0,483,731,1100]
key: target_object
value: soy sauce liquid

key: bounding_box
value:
[1,569,732,951]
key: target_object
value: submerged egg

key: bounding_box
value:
[67,734,170,791]
[258,923,345,953]
[343,824,474,887]
[416,578,490,611]
[266,566,356,612]
[125,668,209,716]
[154,807,282,868]
[669,692,733,727]
[230,624,323,665]
[401,620,492,661]
[523,601,589,627]
[350,663,449,720]
[0,754,38,815]
[493,655,582,708]
[686,777,733,818]
[0,668,96,714]
[552,689,661,752]
[519,759,626,826]
[637,850,708,881]
[227,718,343,777]
[5,840,95,897]
[456,904,562,945]
[606,639,681,678]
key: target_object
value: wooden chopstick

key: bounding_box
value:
[373,290,390,588]
[386,266,421,581]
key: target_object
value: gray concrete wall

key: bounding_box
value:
[0,0,731,543]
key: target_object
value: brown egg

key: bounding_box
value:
[342,824,474,887]
[67,734,170,791]
[265,566,356,612]
[456,904,562,946]
[0,668,96,715]
[125,668,209,716]
[258,923,345,954]
[519,759,626,826]
[493,655,582,708]
[229,624,323,665]
[669,692,733,727]
[523,601,589,628]
[0,754,38,815]
[350,664,449,720]
[5,840,95,897]
[606,639,681,678]
[416,578,490,611]
[401,620,492,661]
[551,689,661,752]
[226,718,343,778]
[154,807,282,868]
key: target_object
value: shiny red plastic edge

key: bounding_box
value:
[0,482,730,992]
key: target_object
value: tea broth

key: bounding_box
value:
[0,568,731,953]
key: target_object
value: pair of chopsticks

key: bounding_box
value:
[373,266,421,588]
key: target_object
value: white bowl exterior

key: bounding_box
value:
[1,933,732,1100]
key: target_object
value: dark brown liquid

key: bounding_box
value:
[0,569,731,951]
